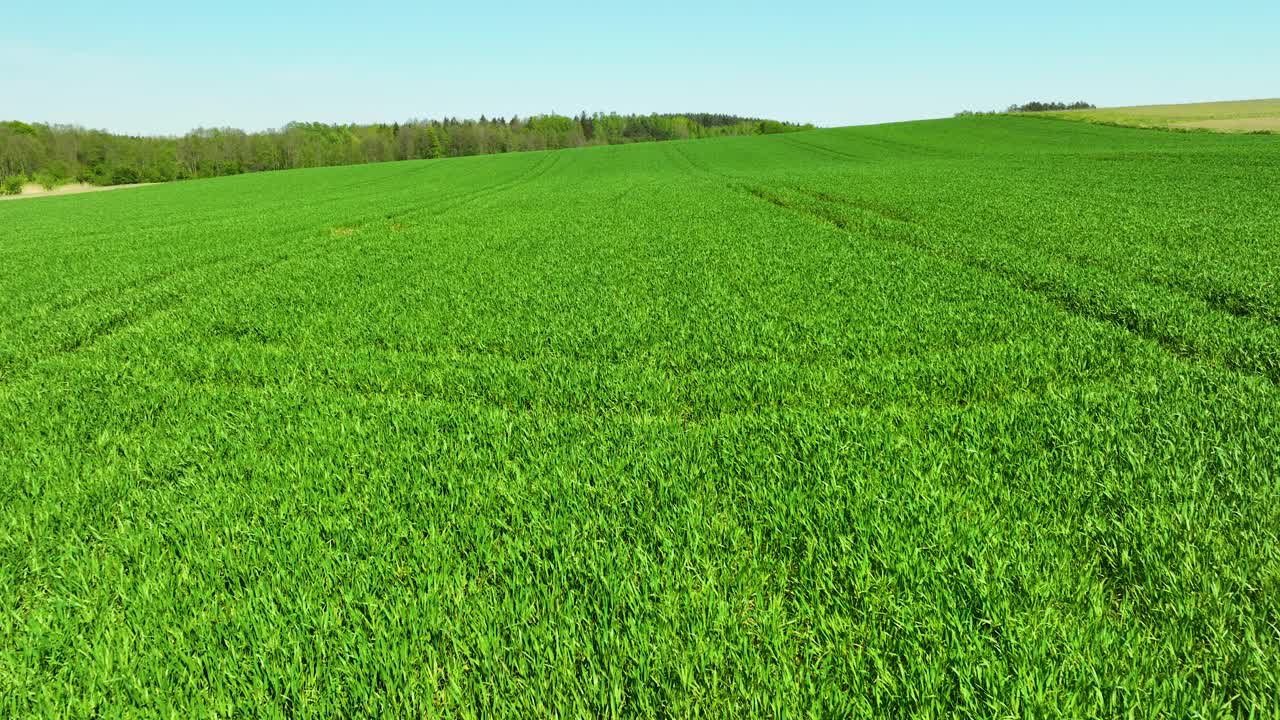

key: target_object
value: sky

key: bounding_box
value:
[2,1,1277,135]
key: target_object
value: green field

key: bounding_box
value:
[3,116,1279,716]
[1037,98,1280,133]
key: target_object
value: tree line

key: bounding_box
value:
[0,113,813,191]
[955,100,1096,117]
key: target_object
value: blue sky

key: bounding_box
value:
[3,1,1276,135]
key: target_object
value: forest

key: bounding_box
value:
[954,100,1096,117]
[0,113,811,191]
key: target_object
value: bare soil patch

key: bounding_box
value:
[0,182,156,201]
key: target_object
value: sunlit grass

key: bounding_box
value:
[2,117,1279,716]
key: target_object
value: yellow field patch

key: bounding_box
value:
[1173,117,1280,132]
[1036,98,1280,133]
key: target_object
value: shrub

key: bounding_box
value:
[109,165,141,186]
[1007,101,1096,113]
[1,175,26,196]
[33,172,61,191]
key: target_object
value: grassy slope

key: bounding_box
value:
[1036,98,1280,132]
[2,118,1279,716]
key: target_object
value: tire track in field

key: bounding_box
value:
[321,157,447,195]
[5,155,549,334]
[775,135,871,163]
[792,183,1280,327]
[674,138,1263,380]
[310,153,555,228]
[667,142,721,178]
[372,151,562,225]
[0,244,316,384]
[629,140,1279,375]
[27,254,244,318]
[793,184,1280,330]
[1,154,570,385]
[424,152,563,214]
[1109,266,1280,326]
[2,216,418,381]
[47,245,329,357]
[738,183,1280,386]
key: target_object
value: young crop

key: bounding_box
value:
[1,116,1278,717]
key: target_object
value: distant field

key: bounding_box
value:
[1037,98,1280,132]
[3,117,1280,716]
